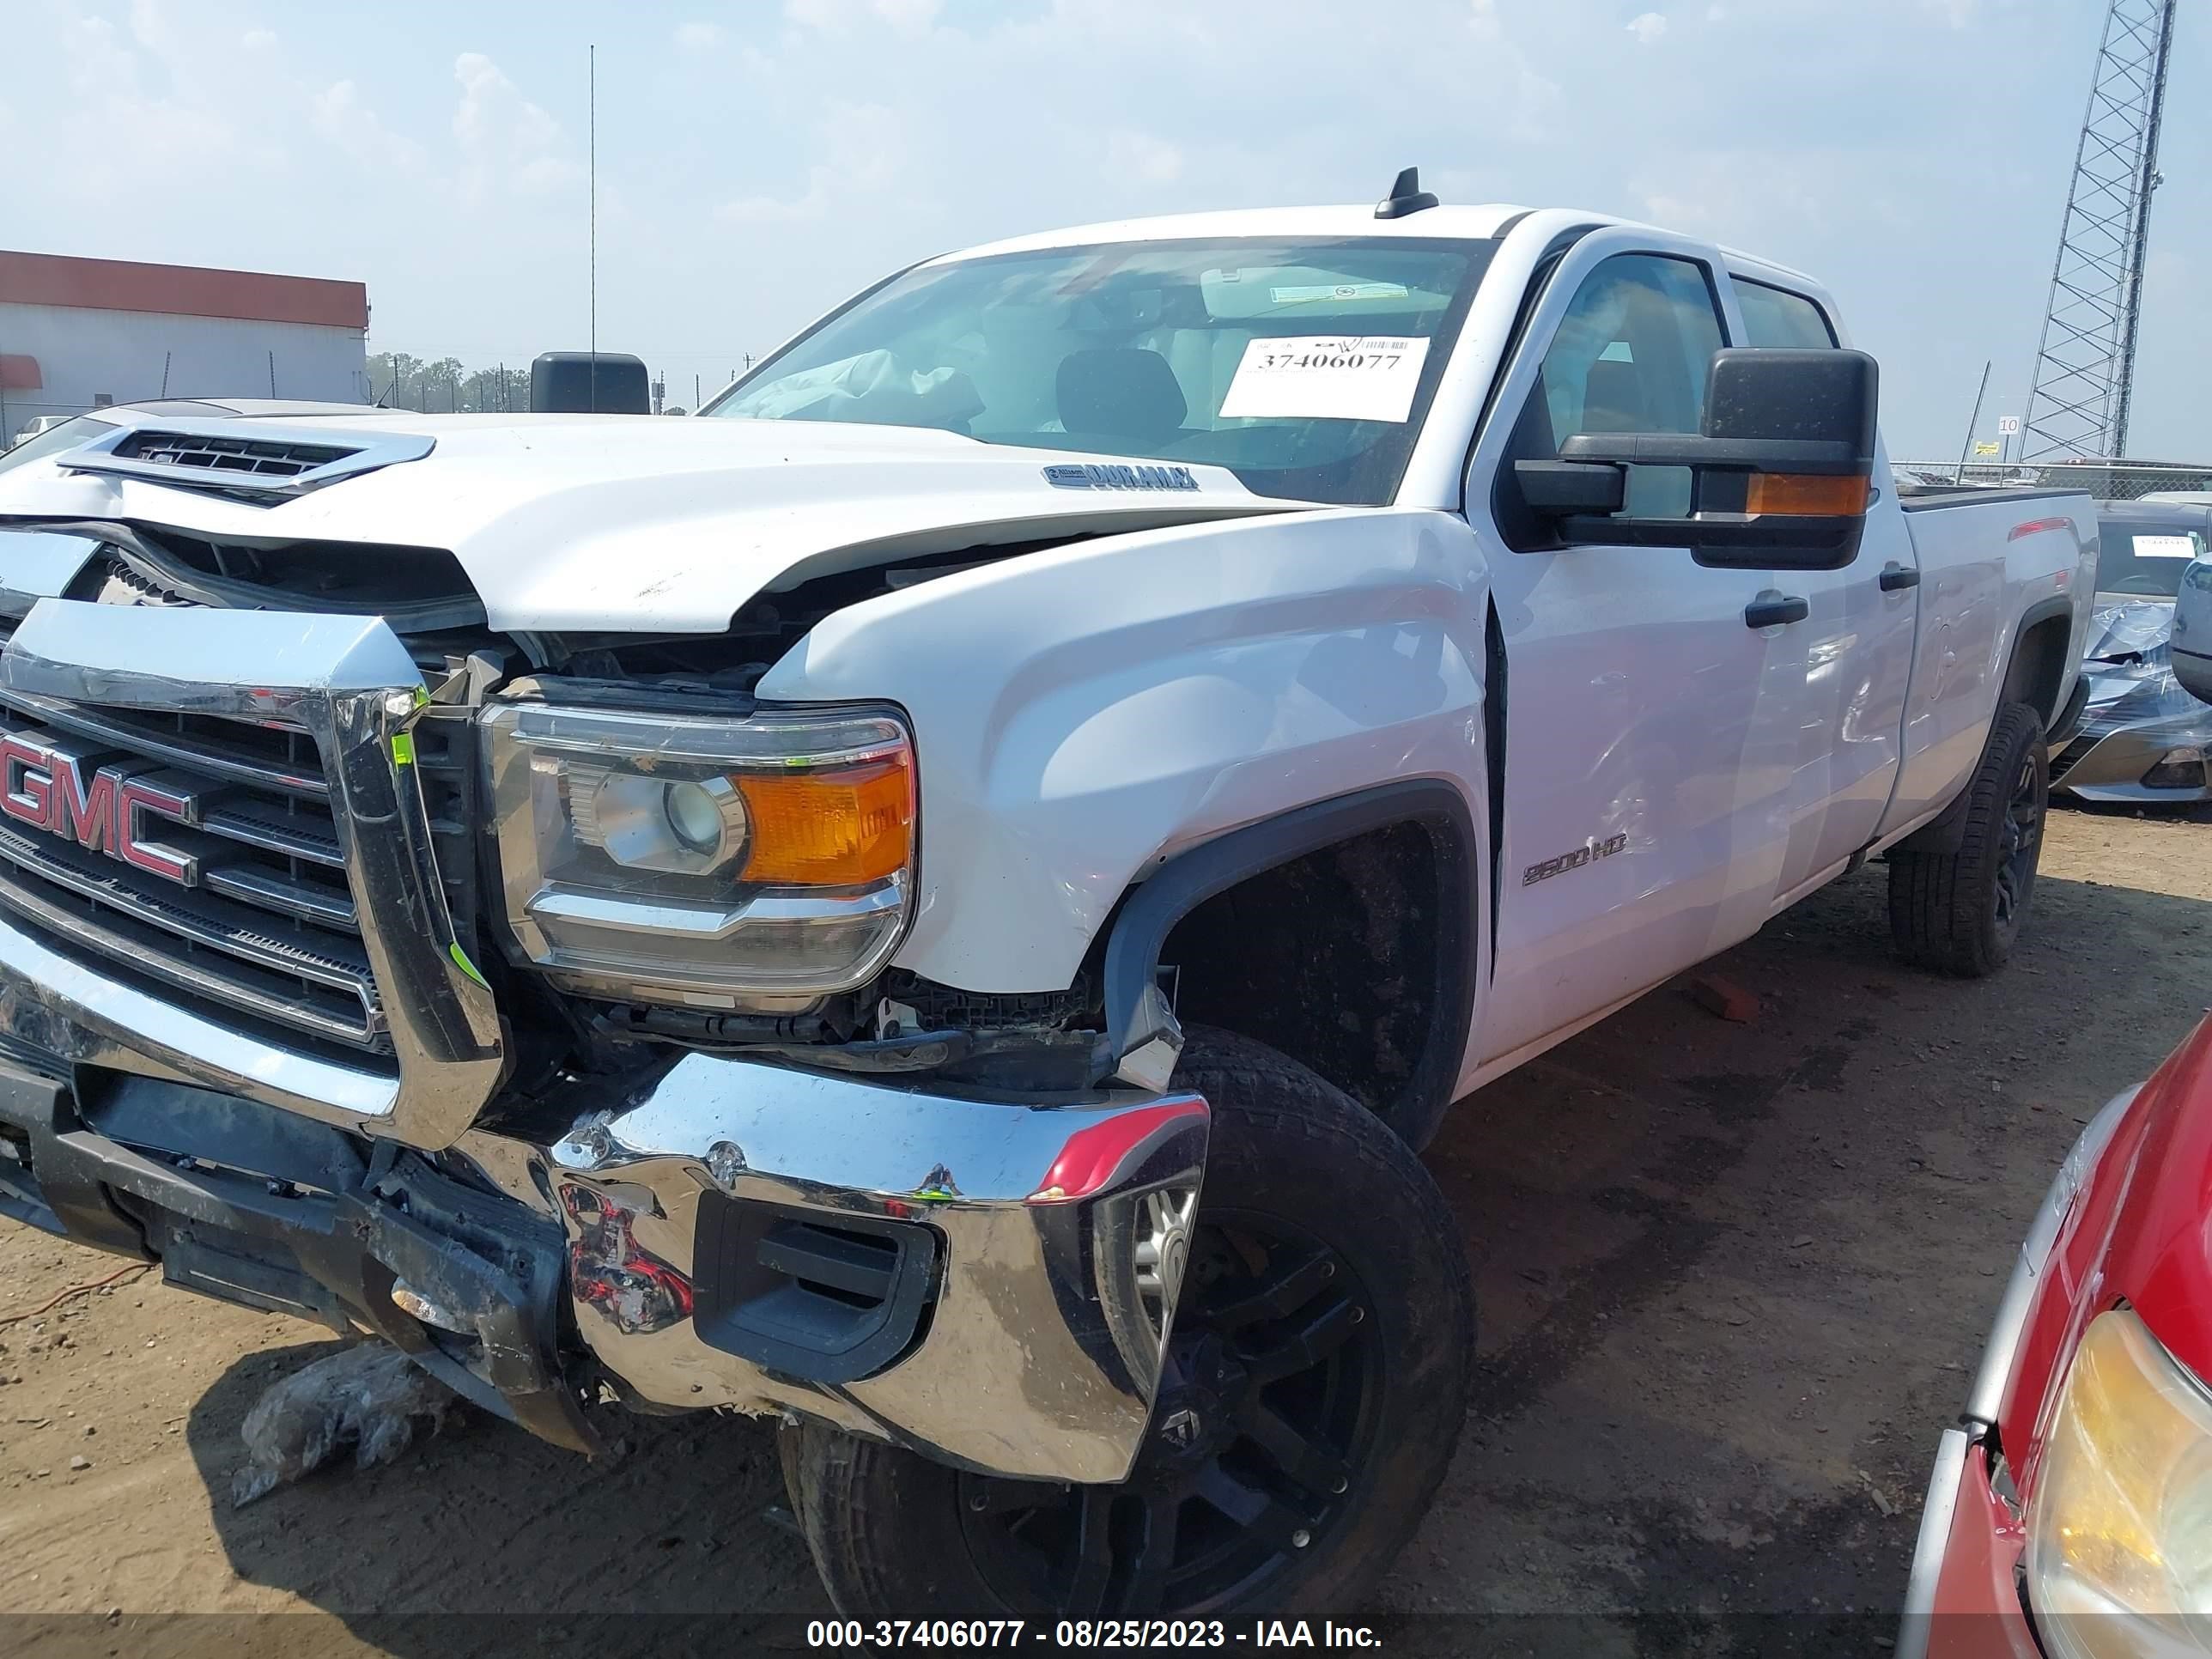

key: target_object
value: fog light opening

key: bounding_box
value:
[2143,747,2207,791]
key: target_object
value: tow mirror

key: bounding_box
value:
[1515,348,1879,569]
[2173,557,2212,703]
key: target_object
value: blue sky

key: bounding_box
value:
[4,0,2207,459]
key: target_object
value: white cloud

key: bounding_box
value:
[674,21,725,50]
[785,0,941,34]
[451,52,578,201]
[718,100,907,223]
[1469,0,1502,42]
[313,79,427,172]
[1633,149,1826,239]
[1626,12,1668,45]
[874,0,942,31]
[241,27,277,50]
[1105,130,1184,185]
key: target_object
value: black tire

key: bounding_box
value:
[781,1026,1474,1620]
[1887,701,2048,978]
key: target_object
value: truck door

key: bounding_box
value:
[1465,235,1806,1066]
[1721,274,1918,902]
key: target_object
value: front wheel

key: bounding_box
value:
[779,1028,1474,1619]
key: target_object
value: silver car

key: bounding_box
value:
[2051,500,2212,804]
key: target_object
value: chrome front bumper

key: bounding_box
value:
[0,985,1212,1484]
[525,1056,1211,1483]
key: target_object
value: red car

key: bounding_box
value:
[1902,1012,2212,1656]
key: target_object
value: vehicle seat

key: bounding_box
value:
[1056,348,1188,444]
[1580,357,1649,434]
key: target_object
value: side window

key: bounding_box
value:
[1735,279,1838,349]
[1504,252,1726,529]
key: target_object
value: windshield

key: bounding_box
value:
[705,237,1496,506]
[2095,519,2207,599]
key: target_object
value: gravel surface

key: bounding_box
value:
[1,805,2206,1656]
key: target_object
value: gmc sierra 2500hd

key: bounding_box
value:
[0,177,2093,1620]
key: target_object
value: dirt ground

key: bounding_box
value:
[3,805,2209,1656]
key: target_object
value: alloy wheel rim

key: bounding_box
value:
[956,1210,1380,1616]
[1995,754,2042,926]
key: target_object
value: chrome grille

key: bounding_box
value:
[114,430,359,481]
[0,690,384,1054]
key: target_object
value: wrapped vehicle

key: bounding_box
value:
[2049,499,2212,803]
[0,180,2095,1618]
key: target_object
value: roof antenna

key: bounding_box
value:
[1375,166,1439,220]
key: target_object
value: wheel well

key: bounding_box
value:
[2004,610,2072,729]
[1157,818,1465,1147]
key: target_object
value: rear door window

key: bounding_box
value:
[1734,280,1838,349]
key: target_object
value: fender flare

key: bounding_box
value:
[1899,593,2077,856]
[1098,779,1480,1149]
[2002,594,2080,720]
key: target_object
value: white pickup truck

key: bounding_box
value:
[0,178,2094,1621]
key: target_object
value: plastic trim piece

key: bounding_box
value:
[56,414,434,500]
[693,1198,939,1385]
[1099,779,1478,1147]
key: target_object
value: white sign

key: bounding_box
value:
[2135,534,2198,559]
[1997,416,2021,435]
[1221,336,1431,424]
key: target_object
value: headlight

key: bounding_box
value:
[483,701,915,1001]
[2027,1309,2212,1656]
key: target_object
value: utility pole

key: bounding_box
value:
[1954,360,1992,483]
[2021,0,2178,460]
[587,43,598,415]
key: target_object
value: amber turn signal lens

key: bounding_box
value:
[1746,472,1870,517]
[736,758,914,886]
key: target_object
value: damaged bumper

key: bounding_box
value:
[0,1011,1209,1486]
[2050,672,2212,803]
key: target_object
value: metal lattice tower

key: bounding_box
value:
[2021,0,2178,461]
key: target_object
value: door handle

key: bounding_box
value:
[1879,562,1922,592]
[1745,594,1810,629]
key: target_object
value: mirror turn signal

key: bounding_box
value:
[1744,472,1870,518]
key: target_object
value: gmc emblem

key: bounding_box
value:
[0,732,198,884]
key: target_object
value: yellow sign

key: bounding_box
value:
[1974,441,2001,457]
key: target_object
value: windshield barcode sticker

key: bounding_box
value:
[1220,336,1431,424]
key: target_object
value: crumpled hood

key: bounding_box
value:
[0,410,1309,633]
[2085,594,2176,663]
[2077,595,2198,731]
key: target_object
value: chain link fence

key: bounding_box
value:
[1890,459,2212,501]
